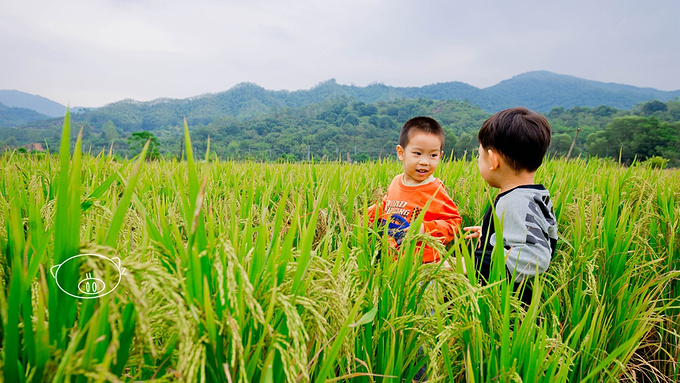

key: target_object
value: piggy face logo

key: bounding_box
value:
[51,253,127,299]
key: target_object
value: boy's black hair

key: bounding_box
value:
[399,116,445,150]
[478,107,551,172]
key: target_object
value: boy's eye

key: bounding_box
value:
[413,152,421,156]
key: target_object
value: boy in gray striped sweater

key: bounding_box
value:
[464,107,558,305]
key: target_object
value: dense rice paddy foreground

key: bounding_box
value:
[0,124,679,382]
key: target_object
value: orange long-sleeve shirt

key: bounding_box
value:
[367,175,462,263]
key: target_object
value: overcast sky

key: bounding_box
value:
[1,0,678,108]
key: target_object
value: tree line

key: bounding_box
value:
[1,98,679,167]
[547,99,680,165]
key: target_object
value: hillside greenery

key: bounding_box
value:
[547,99,680,164]
[1,97,679,166]
[4,71,680,132]
[1,97,491,161]
[0,102,48,128]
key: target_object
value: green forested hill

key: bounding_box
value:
[1,98,491,160]
[181,97,490,161]
[11,71,680,133]
[74,80,497,132]
[486,71,680,111]
[2,97,679,167]
[0,102,49,128]
[2,71,680,166]
[114,98,490,161]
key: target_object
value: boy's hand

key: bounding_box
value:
[463,226,482,240]
[442,257,467,274]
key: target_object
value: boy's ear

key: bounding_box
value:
[396,145,405,161]
[488,149,501,170]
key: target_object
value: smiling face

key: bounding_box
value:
[396,131,443,185]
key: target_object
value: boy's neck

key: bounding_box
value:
[497,171,536,194]
[401,174,435,186]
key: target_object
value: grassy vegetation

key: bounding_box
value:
[0,116,678,382]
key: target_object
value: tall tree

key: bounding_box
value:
[128,131,160,160]
[102,120,120,142]
[586,116,680,164]
[549,133,573,157]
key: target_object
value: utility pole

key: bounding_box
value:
[566,127,581,160]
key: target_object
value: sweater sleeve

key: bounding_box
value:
[366,194,386,225]
[495,192,553,282]
[421,186,462,244]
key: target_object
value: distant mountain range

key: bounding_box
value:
[484,71,680,112]
[0,90,67,117]
[2,71,679,130]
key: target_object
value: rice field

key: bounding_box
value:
[0,117,679,382]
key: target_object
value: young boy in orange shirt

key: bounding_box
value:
[367,116,462,264]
